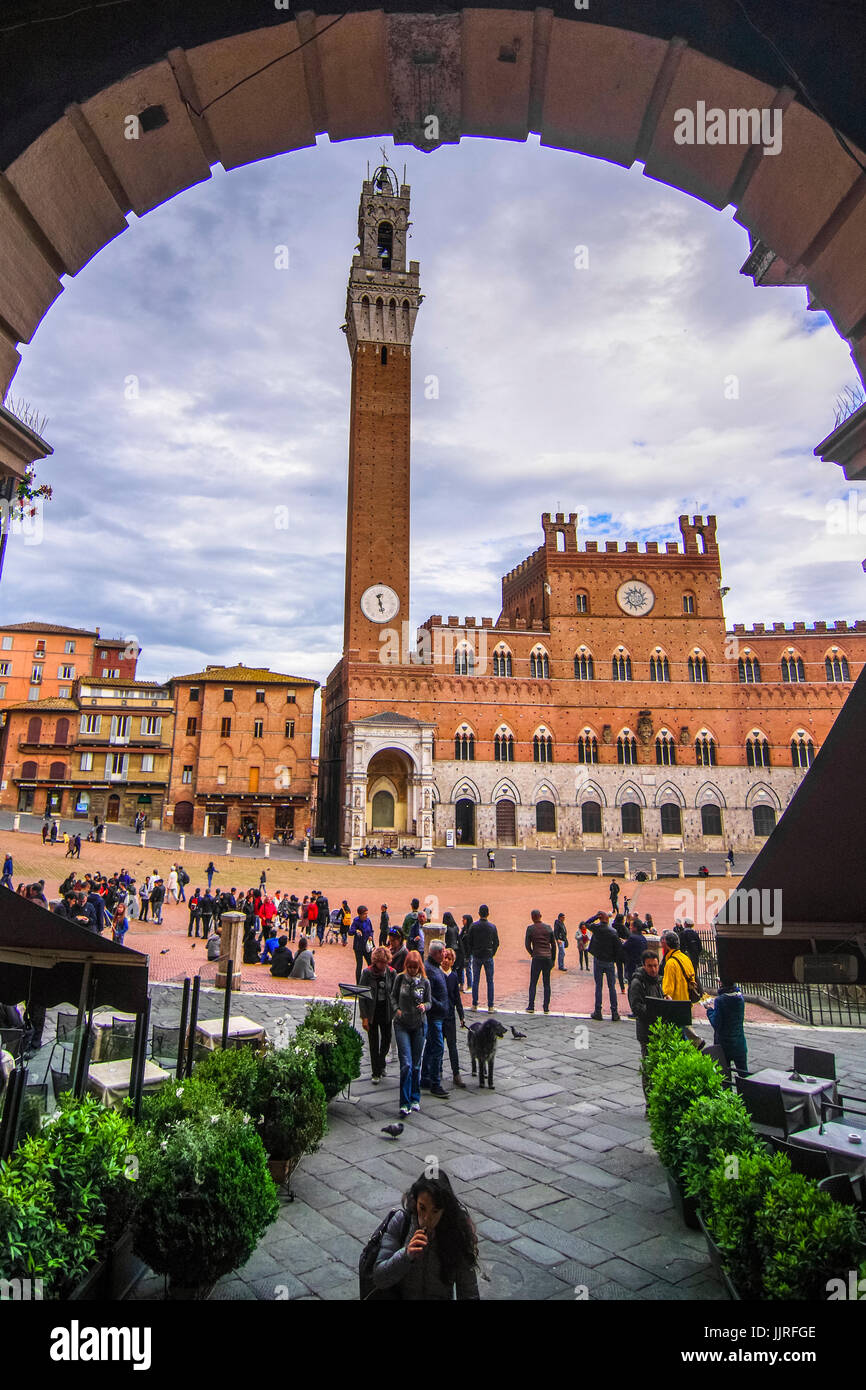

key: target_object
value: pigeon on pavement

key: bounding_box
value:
[511,1026,527,1039]
[381,1123,404,1139]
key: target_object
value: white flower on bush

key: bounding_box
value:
[175,1087,184,1098]
[210,1115,220,1124]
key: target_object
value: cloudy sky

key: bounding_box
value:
[2,133,863,716]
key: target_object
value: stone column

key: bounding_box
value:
[216,911,244,989]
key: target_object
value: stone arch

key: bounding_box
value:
[491,777,521,804]
[615,780,646,808]
[695,781,727,809]
[654,781,685,808]
[449,777,481,804]
[576,778,606,807]
[532,780,559,805]
[0,9,863,442]
[745,780,782,811]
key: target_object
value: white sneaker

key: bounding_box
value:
[410,1102,420,1112]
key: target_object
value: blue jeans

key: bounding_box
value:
[421,1016,445,1087]
[395,1022,426,1110]
[472,957,494,1008]
[556,941,566,969]
[593,961,619,1016]
[528,957,552,1010]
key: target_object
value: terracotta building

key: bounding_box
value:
[0,621,139,707]
[0,674,173,824]
[164,665,318,839]
[318,171,866,853]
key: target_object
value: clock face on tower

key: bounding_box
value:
[616,579,655,616]
[360,584,400,623]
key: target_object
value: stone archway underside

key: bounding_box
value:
[1,8,865,471]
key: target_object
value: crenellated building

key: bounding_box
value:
[318,170,866,854]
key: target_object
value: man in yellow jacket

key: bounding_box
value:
[661,931,698,1002]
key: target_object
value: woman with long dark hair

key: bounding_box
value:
[457,913,474,994]
[359,945,396,1082]
[391,950,430,1118]
[372,1170,479,1299]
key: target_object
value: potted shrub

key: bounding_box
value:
[755,1169,863,1299]
[295,1000,363,1101]
[0,1095,138,1300]
[253,1042,327,1191]
[702,1148,791,1299]
[132,1108,279,1299]
[646,1045,724,1228]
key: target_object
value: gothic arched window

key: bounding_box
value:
[650,654,670,682]
[533,732,553,763]
[493,648,513,677]
[791,734,815,768]
[612,653,632,681]
[689,654,709,683]
[825,654,850,682]
[781,655,805,682]
[530,649,550,679]
[738,655,761,683]
[655,733,677,766]
[454,730,475,761]
[577,733,598,764]
[617,733,637,765]
[746,733,771,767]
[695,733,717,767]
[574,652,594,680]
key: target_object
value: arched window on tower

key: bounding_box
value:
[738,654,761,683]
[454,728,475,761]
[494,729,515,762]
[533,730,554,763]
[454,644,475,676]
[781,654,805,682]
[530,648,550,679]
[649,653,670,682]
[377,221,393,269]
[576,591,589,614]
[746,732,771,767]
[791,732,815,768]
[574,650,594,680]
[825,653,850,682]
[617,731,637,765]
[689,653,709,683]
[577,732,598,764]
[655,732,677,766]
[381,346,388,365]
[493,647,513,677]
[612,652,632,681]
[695,732,717,767]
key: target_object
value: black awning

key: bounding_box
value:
[716,664,866,983]
[0,887,149,1012]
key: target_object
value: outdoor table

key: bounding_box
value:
[194,1016,266,1051]
[747,1067,839,1130]
[90,1010,136,1062]
[87,1059,170,1108]
[789,1120,866,1178]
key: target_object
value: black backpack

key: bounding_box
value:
[179,869,189,886]
[359,1208,410,1301]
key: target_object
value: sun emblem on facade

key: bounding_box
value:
[616,579,655,615]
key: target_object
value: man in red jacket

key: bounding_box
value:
[524,909,556,1014]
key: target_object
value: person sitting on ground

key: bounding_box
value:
[260,926,280,965]
[206,927,221,962]
[242,923,261,965]
[269,935,294,978]
[704,979,748,1076]
[289,935,316,980]
[372,1171,480,1300]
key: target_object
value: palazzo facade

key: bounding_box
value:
[318,172,866,853]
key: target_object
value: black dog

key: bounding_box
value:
[467,1018,507,1089]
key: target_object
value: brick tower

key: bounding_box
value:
[342,164,422,661]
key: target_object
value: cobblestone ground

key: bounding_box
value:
[123,987,866,1302]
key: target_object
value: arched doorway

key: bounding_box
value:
[173,800,194,831]
[365,748,414,844]
[495,799,516,846]
[106,793,121,823]
[455,798,476,846]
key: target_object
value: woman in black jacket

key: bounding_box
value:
[359,947,396,1082]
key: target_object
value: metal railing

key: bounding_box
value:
[696,929,866,1028]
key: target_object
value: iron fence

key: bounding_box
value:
[696,929,866,1028]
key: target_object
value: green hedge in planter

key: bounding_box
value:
[647,1045,725,1172]
[254,1043,327,1164]
[676,1091,761,1200]
[0,1095,137,1297]
[703,1149,791,1299]
[295,1000,363,1101]
[641,1020,695,1098]
[132,1109,279,1291]
[755,1169,863,1300]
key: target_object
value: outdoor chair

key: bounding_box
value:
[53,1010,80,1067]
[702,1043,730,1079]
[818,1173,862,1208]
[781,1140,832,1181]
[793,1045,836,1080]
[50,1067,72,1103]
[150,1025,182,1072]
[0,1027,24,1061]
[103,1018,136,1064]
[735,1075,798,1145]
[819,1089,866,1127]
